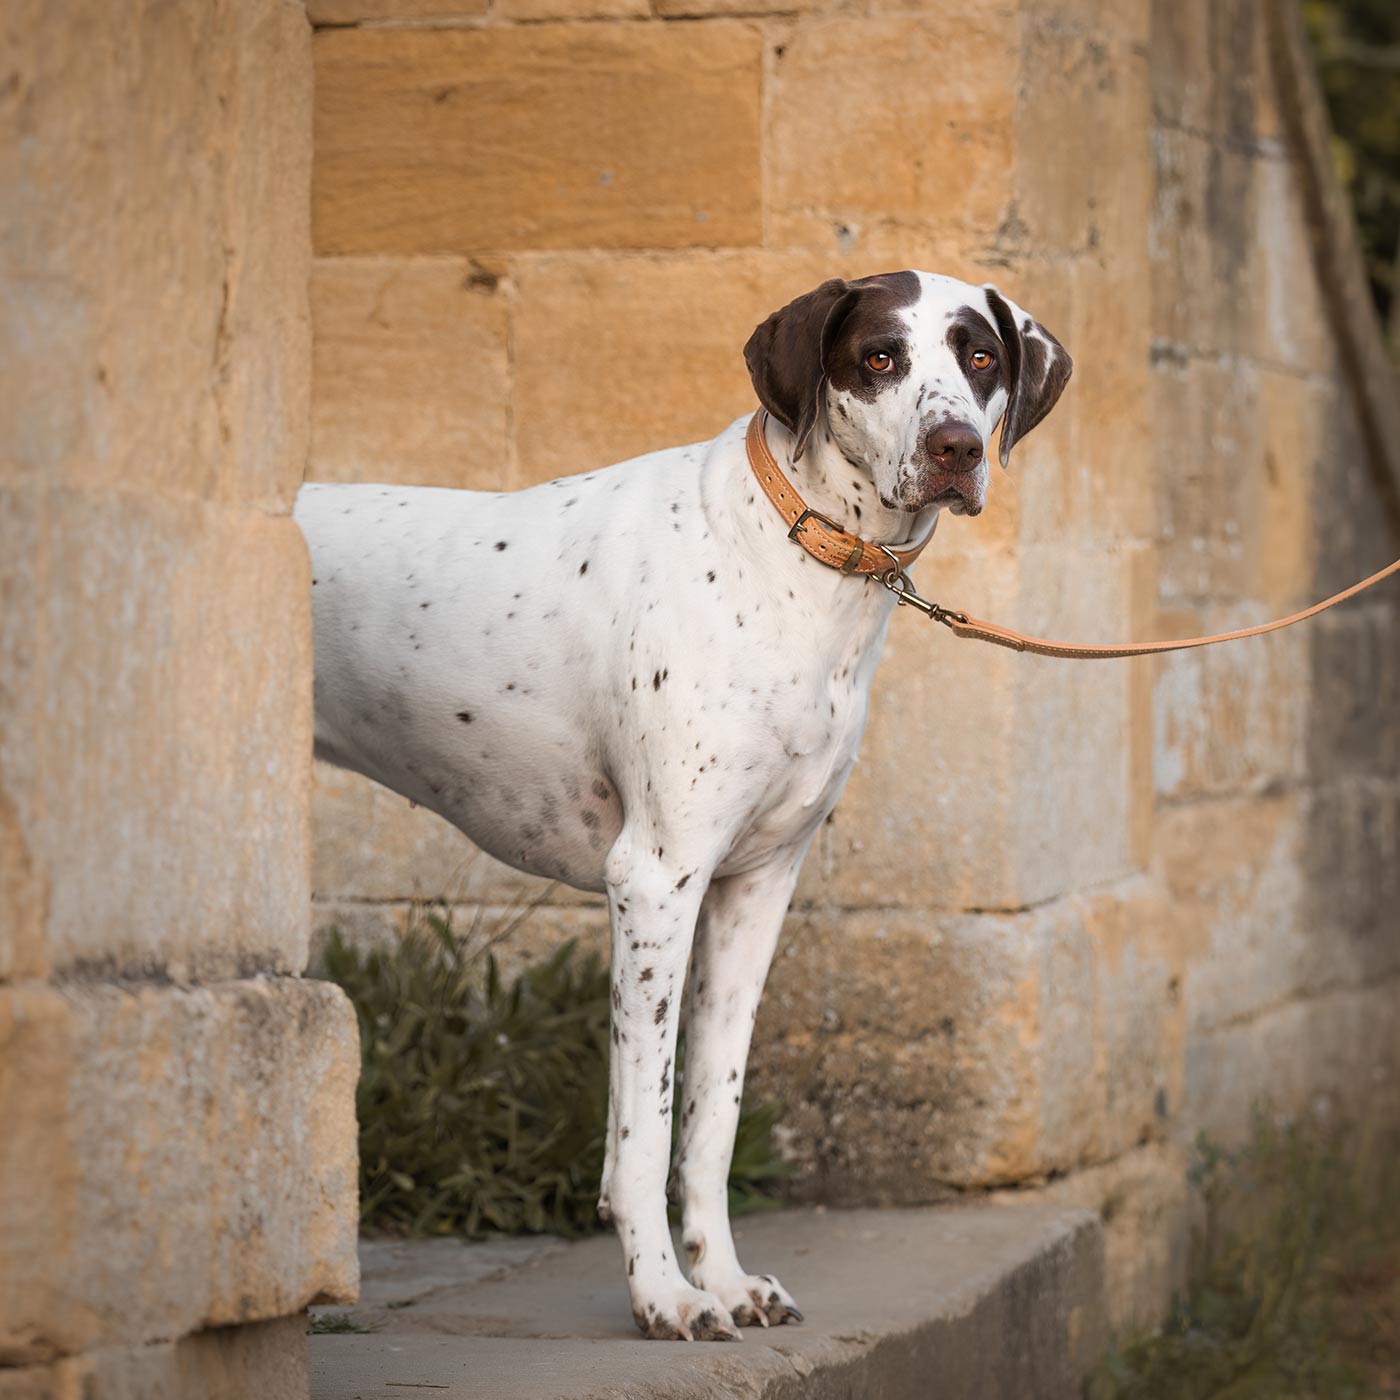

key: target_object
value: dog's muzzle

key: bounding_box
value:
[908,419,987,515]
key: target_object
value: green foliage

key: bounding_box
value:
[1304,0,1400,335]
[1088,1107,1400,1400]
[320,908,792,1238]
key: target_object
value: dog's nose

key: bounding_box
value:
[927,422,984,474]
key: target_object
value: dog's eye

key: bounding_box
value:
[865,351,894,373]
[970,350,995,371]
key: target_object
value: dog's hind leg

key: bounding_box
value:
[674,845,808,1327]
[598,835,739,1342]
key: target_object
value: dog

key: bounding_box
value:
[295,270,1071,1341]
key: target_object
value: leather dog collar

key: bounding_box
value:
[747,407,1400,660]
[746,410,937,576]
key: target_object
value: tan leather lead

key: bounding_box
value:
[940,556,1400,659]
[747,411,937,575]
[746,405,1400,660]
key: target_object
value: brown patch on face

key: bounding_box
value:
[824,271,922,403]
[744,271,921,456]
[945,305,1010,410]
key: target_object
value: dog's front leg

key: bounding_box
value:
[675,847,807,1327]
[598,837,739,1342]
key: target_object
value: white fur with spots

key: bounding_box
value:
[295,270,1070,1341]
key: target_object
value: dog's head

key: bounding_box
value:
[744,271,1072,517]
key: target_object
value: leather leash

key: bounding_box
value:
[747,409,1400,660]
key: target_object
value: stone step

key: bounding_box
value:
[310,1203,1105,1400]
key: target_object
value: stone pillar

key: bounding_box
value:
[0,3,359,1393]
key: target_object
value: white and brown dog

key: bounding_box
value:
[296,271,1071,1341]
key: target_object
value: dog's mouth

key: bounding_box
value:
[914,470,985,518]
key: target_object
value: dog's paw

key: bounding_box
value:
[632,1284,742,1342]
[692,1269,803,1328]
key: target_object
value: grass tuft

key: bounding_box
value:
[1089,1106,1400,1400]
[320,904,792,1238]
[307,1312,381,1335]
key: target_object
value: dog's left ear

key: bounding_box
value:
[982,286,1073,468]
[744,278,860,460]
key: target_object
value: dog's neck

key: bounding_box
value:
[765,415,936,549]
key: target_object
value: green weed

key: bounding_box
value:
[319,905,792,1238]
[1089,1107,1400,1400]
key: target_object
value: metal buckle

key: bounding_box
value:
[875,548,966,628]
[787,506,847,541]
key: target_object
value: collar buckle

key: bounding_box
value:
[787,506,846,542]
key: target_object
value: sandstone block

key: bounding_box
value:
[0,1317,307,1400]
[309,257,510,489]
[1011,256,1154,550]
[1150,0,1281,145]
[0,980,358,1365]
[1299,779,1400,984]
[1151,619,1307,802]
[1150,129,1262,365]
[313,23,762,255]
[1305,606,1400,780]
[1157,795,1314,1038]
[1180,980,1400,1146]
[1150,352,1325,610]
[754,885,1176,1197]
[766,16,1016,248]
[511,251,794,484]
[1,492,312,981]
[0,0,310,512]
[1014,27,1151,260]
[0,485,44,983]
[1009,1142,1189,1334]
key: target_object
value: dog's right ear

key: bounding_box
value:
[744,279,858,461]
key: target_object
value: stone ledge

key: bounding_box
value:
[310,1204,1105,1399]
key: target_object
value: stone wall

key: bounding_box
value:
[1,2,359,1393]
[305,0,1400,1330]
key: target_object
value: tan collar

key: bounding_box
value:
[746,411,937,576]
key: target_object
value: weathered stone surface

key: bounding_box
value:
[1299,779,1400,984]
[0,1317,308,1400]
[313,24,763,255]
[511,244,983,485]
[813,543,1143,911]
[309,1206,1105,1400]
[1151,620,1308,802]
[1181,979,1400,1147]
[752,882,1176,1197]
[1,491,312,982]
[0,980,358,1365]
[1150,0,1281,146]
[0,0,311,513]
[309,257,511,489]
[766,16,1016,248]
[1011,1142,1190,1334]
[1157,795,1310,1037]
[1015,26,1151,259]
[309,0,489,21]
[510,251,807,485]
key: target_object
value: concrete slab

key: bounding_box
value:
[310,1203,1105,1399]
